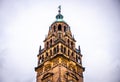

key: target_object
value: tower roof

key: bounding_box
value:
[56,14,63,21]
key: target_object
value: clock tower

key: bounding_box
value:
[35,6,85,82]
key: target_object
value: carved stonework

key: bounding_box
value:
[44,64,51,71]
[41,72,54,82]
[37,67,43,76]
[53,58,59,66]
[61,58,67,67]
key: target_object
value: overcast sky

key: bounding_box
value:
[0,0,120,82]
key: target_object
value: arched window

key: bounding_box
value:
[68,39,70,46]
[58,24,62,31]
[64,26,66,32]
[71,52,74,56]
[42,55,44,62]
[53,26,56,32]
[76,56,78,62]
[46,52,48,57]
[71,42,73,48]
[68,50,70,56]
[46,42,49,48]
[61,45,63,52]
[57,45,59,52]
[50,50,52,55]
[64,47,66,54]
[54,47,56,54]
[50,39,52,47]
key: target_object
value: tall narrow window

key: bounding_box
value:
[54,47,56,54]
[64,26,66,32]
[57,45,59,52]
[42,55,44,62]
[53,26,56,32]
[71,42,73,48]
[50,39,52,47]
[46,42,49,48]
[46,52,48,57]
[71,52,74,56]
[58,24,62,31]
[61,45,63,52]
[64,47,66,54]
[50,50,52,55]
[76,56,78,62]
[68,50,70,56]
[68,39,70,46]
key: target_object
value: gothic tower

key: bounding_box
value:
[35,6,85,82]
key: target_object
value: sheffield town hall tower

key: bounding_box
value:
[35,6,85,82]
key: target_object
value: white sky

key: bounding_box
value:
[0,0,120,82]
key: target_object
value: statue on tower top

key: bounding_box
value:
[58,5,61,14]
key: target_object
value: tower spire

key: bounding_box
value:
[56,5,63,21]
[58,5,61,14]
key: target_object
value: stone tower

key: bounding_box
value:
[35,6,85,82]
